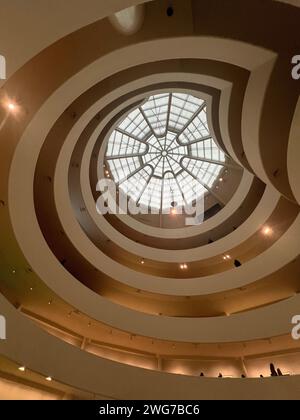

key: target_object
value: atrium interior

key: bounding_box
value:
[0,0,300,400]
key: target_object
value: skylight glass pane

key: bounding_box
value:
[105,93,226,212]
[119,108,151,140]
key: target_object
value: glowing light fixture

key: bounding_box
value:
[262,226,273,236]
[4,100,19,114]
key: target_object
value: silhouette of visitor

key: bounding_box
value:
[234,259,242,268]
[277,368,283,376]
[167,6,174,17]
[270,363,278,377]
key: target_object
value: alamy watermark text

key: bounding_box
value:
[292,55,300,80]
[0,315,6,340]
[292,316,300,340]
[0,54,6,80]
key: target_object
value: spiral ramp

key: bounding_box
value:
[0,0,300,400]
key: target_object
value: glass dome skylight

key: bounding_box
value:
[105,93,226,211]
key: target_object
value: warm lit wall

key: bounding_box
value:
[0,377,60,401]
[245,352,300,378]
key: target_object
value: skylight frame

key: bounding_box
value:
[105,93,226,211]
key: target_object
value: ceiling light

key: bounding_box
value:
[45,377,52,382]
[18,366,26,372]
[4,100,19,114]
[262,226,273,236]
[219,178,224,182]
[140,259,145,265]
[180,264,188,270]
[171,208,177,215]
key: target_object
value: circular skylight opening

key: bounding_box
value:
[105,93,226,212]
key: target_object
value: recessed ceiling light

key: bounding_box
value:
[7,102,17,112]
[18,366,26,372]
[262,226,273,236]
[219,178,224,182]
[45,377,52,382]
[140,259,145,265]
